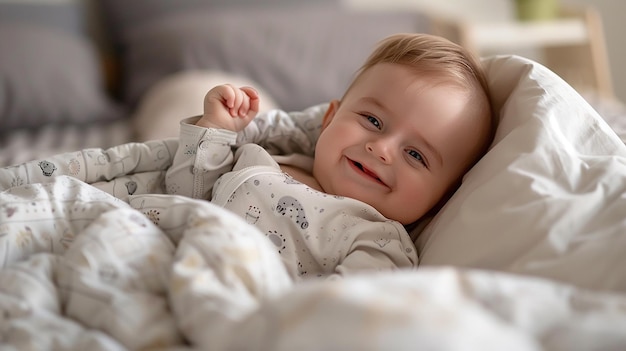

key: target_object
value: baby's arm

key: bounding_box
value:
[165,85,260,200]
[237,103,327,157]
[202,83,327,157]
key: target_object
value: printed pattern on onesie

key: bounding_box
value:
[216,144,415,280]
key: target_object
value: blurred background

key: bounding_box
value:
[3,0,624,102]
[2,0,625,167]
[345,0,625,103]
[57,0,621,103]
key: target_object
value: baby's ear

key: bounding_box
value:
[321,100,340,130]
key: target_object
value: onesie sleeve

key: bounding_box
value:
[165,116,238,200]
[236,103,327,157]
[333,221,419,278]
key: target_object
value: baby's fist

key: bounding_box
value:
[197,84,260,132]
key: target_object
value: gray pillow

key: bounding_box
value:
[115,7,431,111]
[98,0,338,45]
[0,23,124,132]
[0,2,85,35]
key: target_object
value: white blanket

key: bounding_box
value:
[2,174,626,350]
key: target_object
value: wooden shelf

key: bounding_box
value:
[467,19,588,51]
[432,6,614,98]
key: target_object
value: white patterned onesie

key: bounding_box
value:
[0,105,326,267]
[166,118,418,280]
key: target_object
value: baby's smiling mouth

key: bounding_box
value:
[352,160,386,186]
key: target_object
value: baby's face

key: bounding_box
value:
[313,63,491,224]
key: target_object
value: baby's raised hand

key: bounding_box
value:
[196,84,260,132]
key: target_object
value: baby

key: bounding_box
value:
[165,33,494,280]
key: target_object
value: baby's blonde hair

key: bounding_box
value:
[345,33,494,151]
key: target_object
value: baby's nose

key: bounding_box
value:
[366,141,392,163]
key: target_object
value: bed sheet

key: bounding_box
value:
[0,120,135,169]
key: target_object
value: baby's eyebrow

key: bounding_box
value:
[358,97,386,111]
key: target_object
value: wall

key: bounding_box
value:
[344,0,626,103]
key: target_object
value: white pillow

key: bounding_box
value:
[415,55,626,293]
[132,70,279,141]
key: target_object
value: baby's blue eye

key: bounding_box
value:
[366,115,381,129]
[407,149,427,167]
[407,149,422,160]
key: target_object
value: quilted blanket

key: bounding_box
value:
[2,141,626,350]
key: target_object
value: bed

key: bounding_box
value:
[2,1,626,350]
